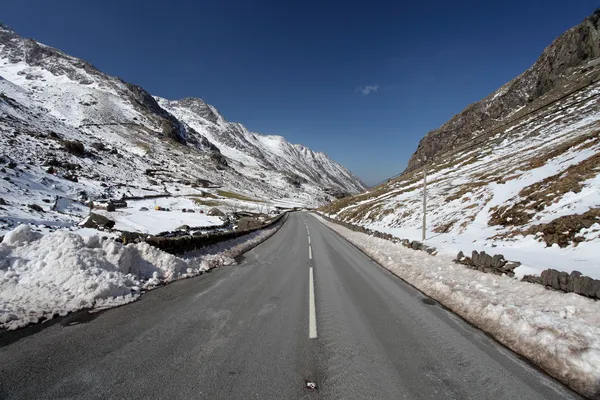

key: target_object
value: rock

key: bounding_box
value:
[176,225,190,231]
[27,204,44,212]
[139,207,149,211]
[7,161,17,169]
[492,254,506,268]
[105,202,116,212]
[406,10,600,172]
[410,241,423,250]
[0,198,8,206]
[121,231,144,245]
[456,251,464,261]
[237,217,262,231]
[208,207,225,217]
[566,274,575,292]
[471,250,479,265]
[578,276,592,296]
[549,269,561,290]
[424,246,437,255]
[558,272,569,291]
[589,280,600,298]
[573,276,582,294]
[90,142,106,151]
[62,140,85,156]
[82,213,115,229]
[502,262,520,271]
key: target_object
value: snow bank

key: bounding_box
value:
[0,218,284,330]
[314,215,600,398]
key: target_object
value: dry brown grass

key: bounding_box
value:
[433,219,458,234]
[445,181,488,202]
[489,153,600,227]
[520,208,600,247]
[525,130,600,170]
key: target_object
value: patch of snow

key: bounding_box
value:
[0,216,285,330]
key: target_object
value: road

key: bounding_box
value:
[0,212,582,399]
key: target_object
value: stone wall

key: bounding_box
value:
[317,213,438,255]
[455,249,600,300]
[522,269,600,300]
[142,212,288,254]
[455,250,521,277]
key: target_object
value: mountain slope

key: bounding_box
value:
[407,10,600,172]
[156,97,364,195]
[0,23,364,232]
[322,11,600,278]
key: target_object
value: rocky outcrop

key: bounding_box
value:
[407,10,600,171]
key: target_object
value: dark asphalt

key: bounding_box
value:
[0,212,582,399]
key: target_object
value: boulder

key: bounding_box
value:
[62,140,85,156]
[588,279,600,298]
[456,251,464,261]
[410,241,423,251]
[237,217,262,231]
[28,204,44,212]
[82,213,115,230]
[471,250,479,265]
[541,270,550,286]
[140,207,149,211]
[558,272,569,291]
[492,254,506,268]
[579,276,592,296]
[176,225,190,231]
[208,207,225,217]
[549,269,561,290]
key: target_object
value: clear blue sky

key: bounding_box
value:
[1,1,597,185]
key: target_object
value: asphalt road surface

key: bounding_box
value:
[0,212,583,399]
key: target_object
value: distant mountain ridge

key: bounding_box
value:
[0,22,365,214]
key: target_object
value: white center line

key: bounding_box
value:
[308,235,311,245]
[309,245,312,260]
[309,267,317,339]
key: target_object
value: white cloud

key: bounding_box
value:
[358,84,379,95]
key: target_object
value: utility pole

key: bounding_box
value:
[422,165,427,241]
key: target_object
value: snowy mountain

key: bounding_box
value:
[0,23,364,232]
[322,11,600,278]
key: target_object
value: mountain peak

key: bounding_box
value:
[0,22,15,34]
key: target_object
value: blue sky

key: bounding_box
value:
[1,1,597,185]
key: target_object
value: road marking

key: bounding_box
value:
[309,245,312,260]
[309,267,317,339]
[308,235,311,245]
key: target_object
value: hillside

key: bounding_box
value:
[322,11,600,278]
[0,23,364,234]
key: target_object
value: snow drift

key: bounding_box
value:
[0,219,284,331]
[314,214,600,398]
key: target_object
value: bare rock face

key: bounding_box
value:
[407,10,600,171]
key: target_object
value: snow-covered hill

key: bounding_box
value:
[0,23,364,232]
[322,13,600,278]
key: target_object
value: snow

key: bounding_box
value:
[0,216,285,331]
[94,198,225,235]
[315,214,600,398]
[0,26,364,238]
[328,80,600,279]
